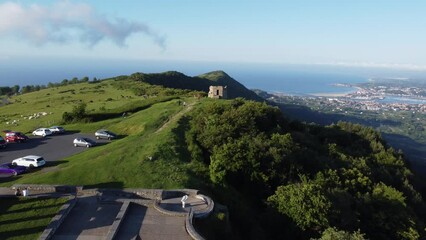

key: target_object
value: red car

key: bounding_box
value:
[4,131,29,143]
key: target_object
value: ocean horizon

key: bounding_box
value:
[2,57,425,95]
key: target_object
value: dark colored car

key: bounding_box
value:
[4,131,29,143]
[95,129,117,140]
[0,163,27,175]
[0,136,6,148]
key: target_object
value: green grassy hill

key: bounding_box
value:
[0,78,206,189]
[128,70,263,101]
[0,73,424,239]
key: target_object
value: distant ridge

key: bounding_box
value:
[130,70,263,101]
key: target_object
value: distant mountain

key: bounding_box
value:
[130,70,263,101]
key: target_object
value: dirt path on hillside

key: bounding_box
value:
[155,102,195,133]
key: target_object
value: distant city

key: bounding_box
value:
[268,78,426,114]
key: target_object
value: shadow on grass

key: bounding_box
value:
[0,198,17,213]
[0,175,22,184]
[0,213,58,225]
[0,226,46,239]
[3,202,66,215]
[44,160,68,168]
[84,181,124,189]
[93,142,110,147]
[115,134,127,140]
[23,160,69,175]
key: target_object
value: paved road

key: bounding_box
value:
[0,132,110,165]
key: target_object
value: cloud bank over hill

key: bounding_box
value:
[0,1,165,49]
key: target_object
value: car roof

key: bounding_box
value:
[23,155,43,159]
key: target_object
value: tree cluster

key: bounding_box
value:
[185,98,425,239]
[0,85,20,96]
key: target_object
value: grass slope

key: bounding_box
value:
[0,197,67,240]
[0,78,210,189]
[1,99,205,189]
[0,80,143,134]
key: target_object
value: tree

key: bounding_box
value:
[62,102,87,123]
[268,177,331,231]
[11,85,19,94]
[316,227,365,240]
[360,182,418,239]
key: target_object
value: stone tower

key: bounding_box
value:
[208,86,228,99]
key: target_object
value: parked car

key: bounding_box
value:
[0,163,27,175]
[12,155,46,168]
[73,137,96,148]
[49,126,65,134]
[95,129,117,140]
[0,136,6,148]
[4,131,29,143]
[0,168,17,176]
[32,128,52,137]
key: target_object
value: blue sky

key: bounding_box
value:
[1,0,426,70]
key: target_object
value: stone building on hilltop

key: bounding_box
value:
[208,86,228,99]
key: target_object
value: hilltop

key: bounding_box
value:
[0,72,425,239]
[127,70,263,101]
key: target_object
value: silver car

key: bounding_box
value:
[73,137,96,148]
[49,126,65,134]
[95,129,117,140]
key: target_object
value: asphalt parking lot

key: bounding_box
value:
[0,132,109,165]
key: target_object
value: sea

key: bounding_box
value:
[1,57,426,96]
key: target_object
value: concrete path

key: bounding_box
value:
[115,203,190,240]
[0,187,210,240]
[53,195,121,240]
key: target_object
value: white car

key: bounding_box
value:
[32,128,52,137]
[49,126,65,134]
[12,155,46,168]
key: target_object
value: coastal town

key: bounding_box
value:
[268,80,426,114]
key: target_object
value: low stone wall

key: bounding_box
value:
[193,194,214,218]
[153,200,187,217]
[38,195,77,240]
[12,184,76,193]
[105,201,129,240]
[185,209,205,240]
[162,189,199,199]
[82,188,164,200]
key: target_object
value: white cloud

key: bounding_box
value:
[0,1,165,48]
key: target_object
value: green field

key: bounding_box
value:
[0,79,205,189]
[0,197,68,240]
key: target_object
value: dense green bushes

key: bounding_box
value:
[185,98,425,239]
